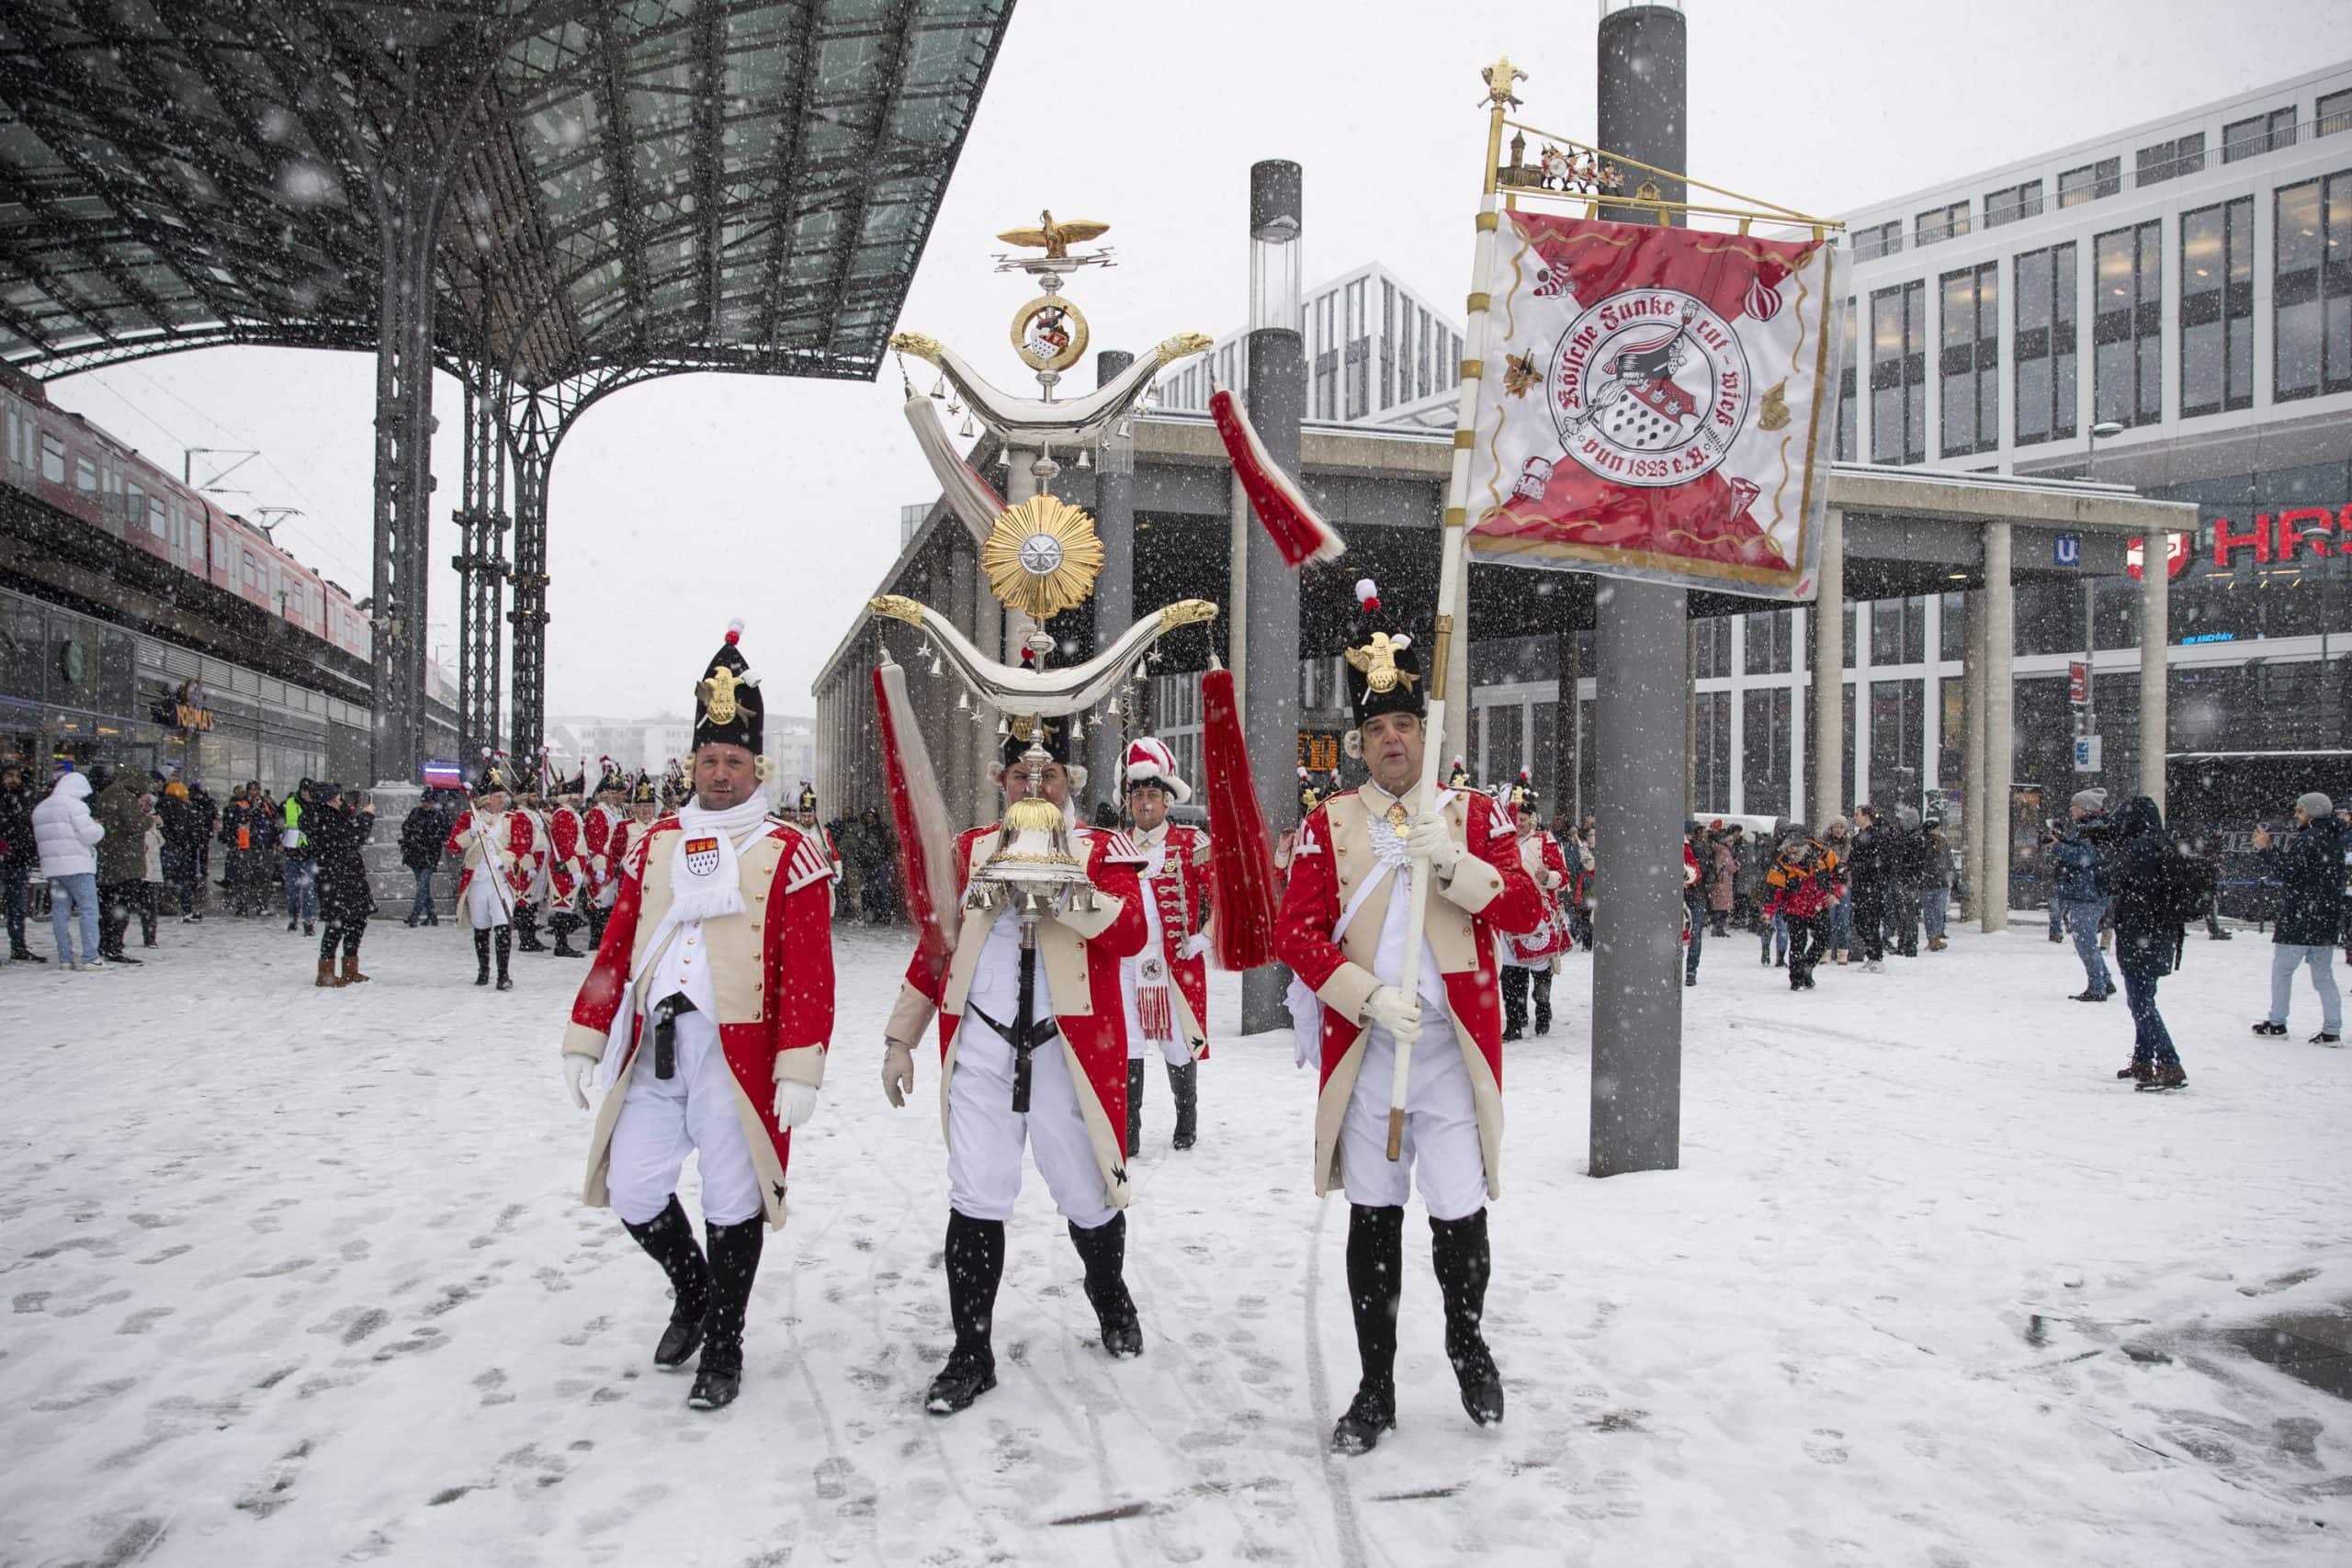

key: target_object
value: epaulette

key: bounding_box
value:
[781,824,832,893]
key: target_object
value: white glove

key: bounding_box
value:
[774,1080,820,1129]
[1363,986,1423,1047]
[1178,931,1211,962]
[561,1054,594,1111]
[882,1039,916,1108]
[1404,812,1464,878]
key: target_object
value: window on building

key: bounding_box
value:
[2274,172,2352,401]
[1851,220,1903,262]
[39,434,64,484]
[1379,280,1396,409]
[1745,608,1793,674]
[2058,157,2120,208]
[1417,307,1433,399]
[1868,679,1926,816]
[74,455,96,493]
[2093,220,2164,428]
[2224,107,2298,163]
[2135,132,2205,186]
[1984,180,2043,229]
[1694,616,1731,679]
[2180,197,2256,417]
[1939,263,1998,457]
[2322,89,2352,138]
[2014,242,2078,446]
[126,483,146,533]
[1396,305,1415,405]
[1344,277,1370,421]
[1743,687,1792,818]
[1869,280,1927,465]
[1939,590,1968,661]
[1314,292,1339,419]
[150,497,170,540]
[1916,201,1969,247]
[1834,298,1858,462]
[1693,691,1732,814]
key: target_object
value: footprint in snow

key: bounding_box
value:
[1804,1429,1849,1465]
[118,1306,174,1335]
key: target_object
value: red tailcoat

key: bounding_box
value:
[547,807,587,906]
[582,804,626,903]
[1273,786,1542,1199]
[1508,829,1575,960]
[561,816,836,1228]
[889,824,1148,1200]
[445,807,536,902]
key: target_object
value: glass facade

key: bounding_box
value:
[1939,263,1998,457]
[2274,171,2352,401]
[0,586,371,794]
[1870,279,1926,464]
[2013,242,2078,446]
[2093,220,2164,427]
[2179,197,2256,416]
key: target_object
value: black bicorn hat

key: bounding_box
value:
[797,783,817,812]
[1506,769,1539,815]
[472,750,513,800]
[999,712,1071,771]
[694,618,764,754]
[1341,577,1424,732]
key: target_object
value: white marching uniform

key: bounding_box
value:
[946,904,1117,1230]
[603,907,761,1227]
[1334,851,1486,1222]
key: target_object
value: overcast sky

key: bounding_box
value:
[42,0,2352,726]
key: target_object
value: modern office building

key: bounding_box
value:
[1149,262,1468,432]
[1681,61,2352,826]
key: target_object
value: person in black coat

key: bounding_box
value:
[2097,795,2188,1089]
[2250,792,2344,1044]
[311,786,377,987]
[399,795,447,927]
[0,756,39,961]
[1846,806,1892,969]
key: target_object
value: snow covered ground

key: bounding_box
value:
[2,915,2348,1567]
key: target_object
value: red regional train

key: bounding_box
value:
[0,363,371,660]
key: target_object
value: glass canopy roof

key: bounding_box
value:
[0,0,1011,387]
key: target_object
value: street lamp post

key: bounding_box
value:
[2083,420,2126,778]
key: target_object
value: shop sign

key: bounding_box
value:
[2053,534,2081,567]
[173,679,211,732]
[2204,503,2352,568]
[2067,660,2089,705]
[2073,734,2102,773]
[2125,533,2193,581]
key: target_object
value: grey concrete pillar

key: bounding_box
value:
[1810,509,1846,827]
[1962,587,1988,919]
[1589,0,1690,1178]
[1984,522,2015,931]
[1242,326,1306,1035]
[1089,350,1136,802]
[2140,535,2169,813]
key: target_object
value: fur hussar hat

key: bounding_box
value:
[694,618,764,754]
[1121,736,1192,804]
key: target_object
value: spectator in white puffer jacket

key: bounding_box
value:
[32,772,105,969]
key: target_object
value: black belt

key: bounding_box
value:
[649,993,695,1080]
[964,1002,1059,1113]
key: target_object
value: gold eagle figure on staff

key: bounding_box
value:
[997,209,1111,259]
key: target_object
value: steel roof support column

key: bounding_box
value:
[453,357,510,762]
[371,152,447,786]
[507,441,550,763]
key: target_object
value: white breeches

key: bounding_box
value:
[605,1010,762,1227]
[947,1015,1115,1229]
[1337,1018,1487,1222]
[1119,973,1194,1066]
[464,874,510,931]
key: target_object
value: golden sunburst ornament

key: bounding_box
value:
[981,494,1104,623]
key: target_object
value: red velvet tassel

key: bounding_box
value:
[1201,667,1279,971]
[873,663,957,984]
[1210,388,1345,567]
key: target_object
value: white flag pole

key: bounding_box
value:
[1386,59,1515,1160]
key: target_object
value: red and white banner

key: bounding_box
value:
[1464,213,1839,598]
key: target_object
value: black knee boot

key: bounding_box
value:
[689,1214,764,1411]
[515,903,545,952]
[1430,1209,1503,1427]
[1499,965,1529,1041]
[1125,1059,1146,1157]
[927,1210,1004,1415]
[1069,1212,1142,1359]
[473,928,492,986]
[552,913,583,957]
[1332,1203,1403,1455]
[494,925,513,990]
[621,1195,711,1370]
[1531,969,1553,1036]
[1167,1059,1198,1151]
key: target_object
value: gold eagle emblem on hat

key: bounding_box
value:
[698,663,741,725]
[1345,632,1418,695]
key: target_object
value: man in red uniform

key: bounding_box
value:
[545,773,591,958]
[1498,773,1572,1041]
[1112,736,1213,1155]
[445,762,534,990]
[559,622,835,1411]
[1274,577,1542,1455]
[881,716,1148,1416]
[582,761,629,952]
